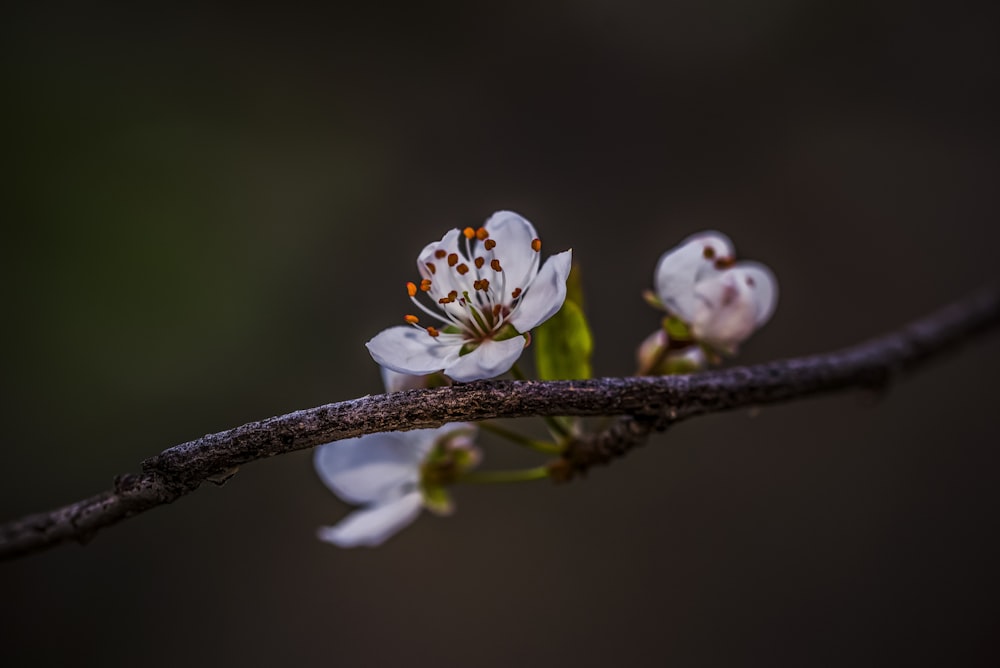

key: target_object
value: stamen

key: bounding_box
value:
[448,253,459,267]
[476,227,489,240]
[703,246,716,259]
[474,257,485,269]
[406,282,417,297]
[456,263,469,275]
[435,249,447,259]
[426,262,436,274]
[438,290,459,304]
[490,259,502,272]
[511,287,522,299]
[531,238,541,252]
[420,279,432,291]
[714,257,735,270]
[484,239,496,251]
[474,279,491,291]
[427,326,440,338]
[404,315,420,324]
[463,227,476,239]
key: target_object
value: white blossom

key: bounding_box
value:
[314,422,479,548]
[367,211,572,382]
[653,231,777,354]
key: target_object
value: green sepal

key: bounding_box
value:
[420,484,454,516]
[533,265,594,381]
[642,289,664,310]
[662,315,692,342]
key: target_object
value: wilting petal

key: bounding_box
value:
[317,491,424,548]
[654,231,734,322]
[314,431,427,505]
[506,249,573,332]
[483,211,541,294]
[367,326,464,376]
[443,335,527,382]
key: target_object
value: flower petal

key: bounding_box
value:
[506,249,572,332]
[735,261,779,327]
[654,231,734,322]
[690,262,776,353]
[417,228,472,305]
[367,326,464,376]
[443,336,527,382]
[483,211,540,294]
[317,491,424,548]
[380,367,430,393]
[314,431,427,505]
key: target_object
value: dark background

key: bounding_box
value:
[2,2,999,666]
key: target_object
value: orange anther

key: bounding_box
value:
[476,227,489,240]
[715,257,735,270]
[447,253,459,267]
[404,314,419,324]
[427,326,440,337]
[476,279,490,291]
[426,262,436,274]
[511,287,523,299]
[420,279,432,291]
[457,263,469,275]
[531,238,541,252]
[491,259,502,272]
[406,282,417,297]
[484,239,496,251]
[474,257,485,269]
[435,249,447,259]
[463,227,476,239]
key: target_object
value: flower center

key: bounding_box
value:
[402,226,543,342]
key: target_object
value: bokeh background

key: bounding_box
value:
[3,2,999,666]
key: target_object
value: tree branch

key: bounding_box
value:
[2,287,998,561]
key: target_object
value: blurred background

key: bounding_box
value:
[2,2,999,665]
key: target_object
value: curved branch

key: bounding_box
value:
[2,287,998,561]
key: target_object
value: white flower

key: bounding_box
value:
[654,231,777,354]
[314,423,479,548]
[366,211,573,382]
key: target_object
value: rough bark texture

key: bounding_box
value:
[1,287,998,561]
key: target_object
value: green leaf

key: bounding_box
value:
[534,298,594,381]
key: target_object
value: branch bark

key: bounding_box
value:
[2,287,998,561]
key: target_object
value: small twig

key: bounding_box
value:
[1,286,998,561]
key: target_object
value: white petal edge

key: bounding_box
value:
[443,335,527,382]
[483,211,540,293]
[732,261,778,327]
[367,326,464,376]
[314,431,426,505]
[654,231,734,322]
[506,249,573,332]
[317,491,424,548]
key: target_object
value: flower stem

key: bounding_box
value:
[457,466,551,484]
[509,363,573,440]
[479,421,564,455]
